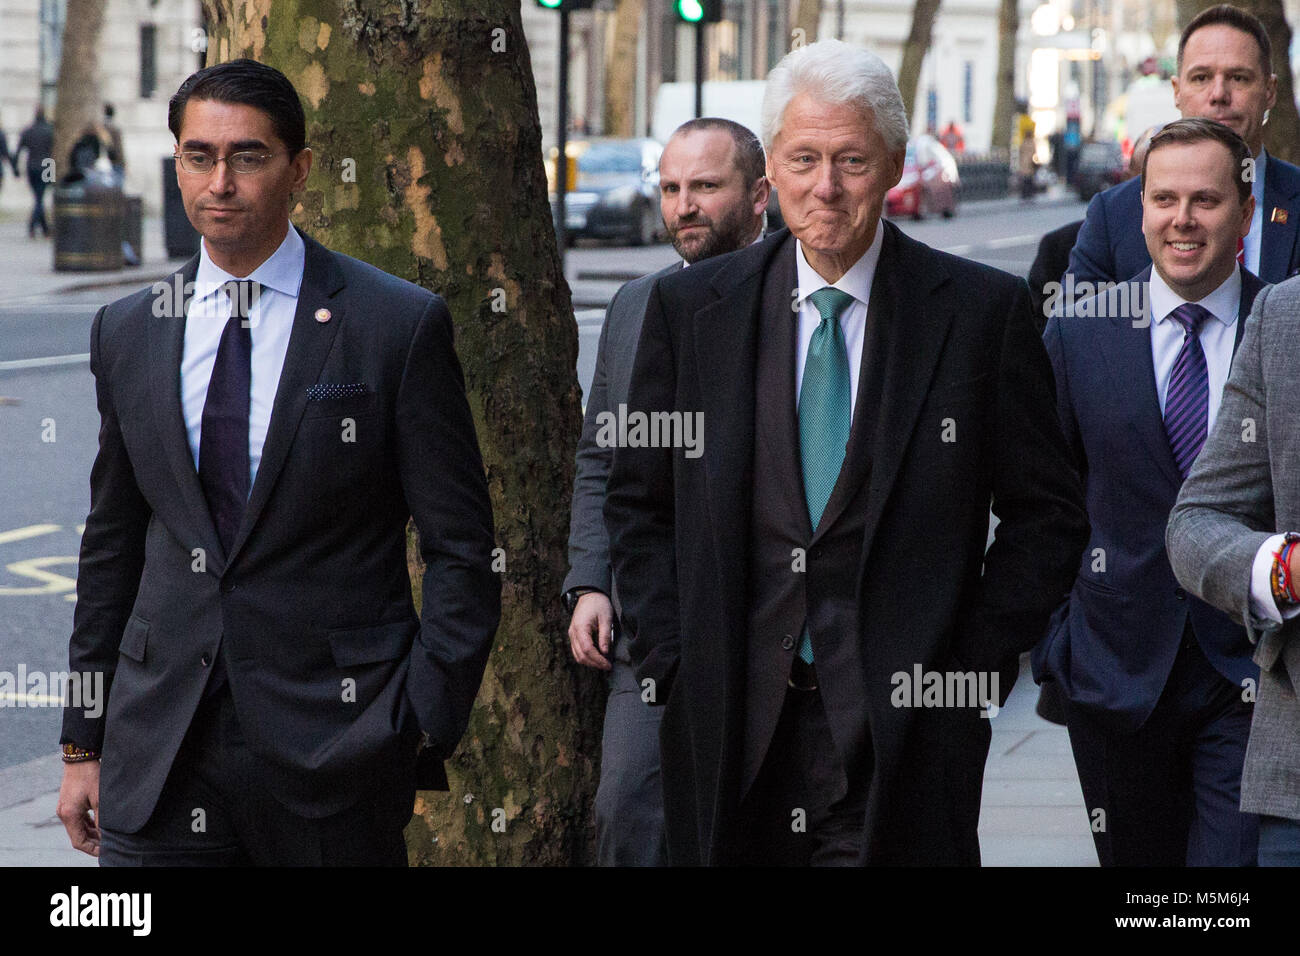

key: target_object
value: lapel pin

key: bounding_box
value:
[1272,207,1288,224]
[314,308,331,323]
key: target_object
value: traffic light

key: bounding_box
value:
[535,0,595,9]
[675,0,722,23]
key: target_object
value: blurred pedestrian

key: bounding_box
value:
[102,103,125,187]
[11,107,53,237]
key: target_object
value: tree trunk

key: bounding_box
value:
[793,0,821,45]
[1175,0,1300,164]
[604,0,644,138]
[201,0,602,866]
[991,0,1018,155]
[896,0,942,133]
[53,0,106,178]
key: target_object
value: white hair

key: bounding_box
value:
[761,39,909,153]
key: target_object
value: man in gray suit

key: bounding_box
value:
[1167,274,1300,865]
[563,117,769,865]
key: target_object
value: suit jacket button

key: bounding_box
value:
[200,653,211,667]
[781,635,795,650]
[1174,587,1186,600]
[221,581,236,593]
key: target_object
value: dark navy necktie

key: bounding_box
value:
[199,280,257,556]
[1163,302,1212,479]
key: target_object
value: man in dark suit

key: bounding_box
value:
[1067,6,1300,290]
[564,118,769,866]
[55,60,500,866]
[603,39,1088,866]
[10,107,54,238]
[1037,119,1263,866]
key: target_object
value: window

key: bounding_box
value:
[140,24,157,99]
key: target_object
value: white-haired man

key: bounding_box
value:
[604,39,1087,865]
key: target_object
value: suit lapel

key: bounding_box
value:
[1260,155,1300,282]
[691,239,784,626]
[1091,269,1183,489]
[148,254,226,570]
[1234,269,1265,353]
[856,223,957,567]
[224,231,346,566]
[753,234,812,536]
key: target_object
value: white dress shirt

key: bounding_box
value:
[793,224,884,414]
[181,226,305,493]
[1148,263,1241,436]
[1244,148,1268,276]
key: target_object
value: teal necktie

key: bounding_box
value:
[796,287,855,664]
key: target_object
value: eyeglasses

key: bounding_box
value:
[174,150,286,175]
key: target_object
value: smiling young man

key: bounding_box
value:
[1038,118,1265,866]
[1066,4,1300,290]
[56,59,500,866]
[604,39,1086,865]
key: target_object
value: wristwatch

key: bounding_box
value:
[562,587,599,615]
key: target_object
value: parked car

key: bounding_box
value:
[885,135,959,221]
[1072,141,1126,202]
[548,138,663,246]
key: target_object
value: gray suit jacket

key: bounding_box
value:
[564,261,681,611]
[1166,276,1300,820]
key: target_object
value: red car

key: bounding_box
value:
[886,135,959,220]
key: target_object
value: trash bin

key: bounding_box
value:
[122,196,143,267]
[162,155,199,259]
[53,179,124,272]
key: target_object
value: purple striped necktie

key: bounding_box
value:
[1164,302,1212,479]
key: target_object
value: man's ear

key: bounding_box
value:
[291,146,313,191]
[752,175,771,215]
[888,147,906,189]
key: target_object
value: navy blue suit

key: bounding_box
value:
[1035,267,1265,866]
[1066,154,1300,288]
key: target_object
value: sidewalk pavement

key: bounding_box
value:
[0,211,178,307]
[0,655,1095,866]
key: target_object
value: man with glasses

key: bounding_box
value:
[55,59,500,866]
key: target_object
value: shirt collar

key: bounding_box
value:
[1149,261,1241,328]
[193,224,306,304]
[794,223,883,310]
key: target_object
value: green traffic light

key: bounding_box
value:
[677,0,704,22]
[538,0,562,7]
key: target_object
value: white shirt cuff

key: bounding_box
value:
[1250,534,1300,624]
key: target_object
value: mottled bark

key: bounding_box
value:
[991,0,1018,154]
[202,0,602,865]
[1176,0,1300,164]
[53,0,106,178]
[897,0,942,132]
[604,0,643,137]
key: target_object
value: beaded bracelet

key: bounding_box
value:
[1271,532,1300,605]
[61,743,100,764]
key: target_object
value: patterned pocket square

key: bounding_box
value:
[306,382,368,400]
